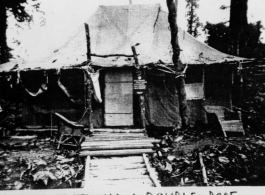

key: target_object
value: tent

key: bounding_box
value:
[0,4,251,130]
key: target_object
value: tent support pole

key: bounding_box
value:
[84,23,91,61]
[131,46,146,133]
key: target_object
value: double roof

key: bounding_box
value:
[0,4,245,72]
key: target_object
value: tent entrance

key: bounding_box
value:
[104,69,133,126]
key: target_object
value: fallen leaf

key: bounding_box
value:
[3,177,11,181]
[184,159,191,165]
[56,155,65,160]
[20,169,28,180]
[218,157,229,164]
[33,171,45,181]
[162,147,171,152]
[42,176,49,185]
[0,161,4,167]
[238,154,247,159]
[54,171,63,179]
[69,166,75,176]
[13,181,24,190]
[234,179,240,183]
[46,171,57,180]
[174,136,183,143]
[164,162,173,173]
[35,159,47,166]
[7,169,12,173]
[250,175,258,179]
[167,155,176,161]
[58,158,74,164]
[241,178,248,182]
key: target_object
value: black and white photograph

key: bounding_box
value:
[0,0,264,194]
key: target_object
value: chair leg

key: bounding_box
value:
[57,135,64,150]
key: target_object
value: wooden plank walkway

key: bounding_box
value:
[80,128,161,187]
[83,155,161,188]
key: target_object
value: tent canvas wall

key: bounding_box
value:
[0,4,249,129]
[0,68,93,129]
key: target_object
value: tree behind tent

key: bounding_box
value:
[166,0,189,129]
[204,0,265,58]
[0,0,41,64]
[229,0,248,56]
[186,0,202,38]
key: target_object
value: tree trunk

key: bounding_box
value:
[187,3,194,35]
[0,4,8,64]
[166,0,189,129]
[229,0,248,56]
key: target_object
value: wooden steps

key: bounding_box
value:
[83,155,161,188]
[80,128,161,188]
[204,106,245,137]
[80,128,158,157]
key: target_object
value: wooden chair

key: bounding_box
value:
[54,112,86,149]
[204,105,245,137]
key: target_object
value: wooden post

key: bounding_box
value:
[131,46,146,131]
[198,152,208,186]
[131,46,139,68]
[143,154,161,187]
[84,23,91,61]
[83,156,91,188]
[84,23,93,131]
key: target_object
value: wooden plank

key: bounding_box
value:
[143,154,161,187]
[15,128,57,132]
[86,137,149,141]
[90,163,146,170]
[199,152,208,186]
[90,174,149,180]
[82,142,153,147]
[220,120,242,124]
[91,129,145,133]
[90,168,147,176]
[220,120,244,135]
[83,156,90,189]
[10,135,37,140]
[91,132,146,136]
[83,141,153,146]
[90,133,146,137]
[87,178,154,187]
[82,144,153,151]
[91,156,144,163]
[89,175,150,181]
[82,139,160,144]
[88,135,147,139]
[80,149,154,157]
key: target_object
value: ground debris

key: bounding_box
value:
[0,136,84,190]
[150,128,265,186]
